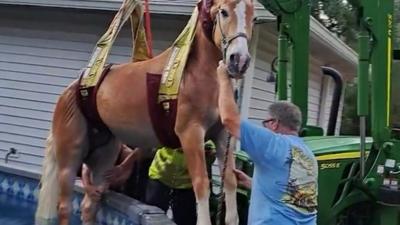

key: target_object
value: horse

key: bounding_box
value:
[35,0,254,225]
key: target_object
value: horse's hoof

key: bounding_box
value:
[196,223,212,225]
[82,222,95,225]
[196,218,212,225]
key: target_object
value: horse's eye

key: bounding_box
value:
[220,9,229,18]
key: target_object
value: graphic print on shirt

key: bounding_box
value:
[282,146,318,213]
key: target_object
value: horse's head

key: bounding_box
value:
[200,0,254,78]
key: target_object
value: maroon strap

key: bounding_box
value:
[147,73,181,148]
[78,64,113,134]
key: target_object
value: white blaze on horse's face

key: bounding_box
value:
[216,0,254,77]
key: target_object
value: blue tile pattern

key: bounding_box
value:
[0,171,136,225]
[0,172,39,203]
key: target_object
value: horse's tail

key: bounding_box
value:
[35,131,59,223]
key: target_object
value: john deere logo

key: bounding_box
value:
[320,163,341,170]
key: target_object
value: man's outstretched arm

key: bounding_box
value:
[217,62,240,139]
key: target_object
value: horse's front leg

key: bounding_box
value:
[215,130,239,225]
[176,123,211,225]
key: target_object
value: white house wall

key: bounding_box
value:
[0,6,186,171]
[308,56,325,126]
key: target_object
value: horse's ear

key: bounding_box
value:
[197,0,213,19]
[210,3,219,19]
[197,0,214,12]
[198,0,215,41]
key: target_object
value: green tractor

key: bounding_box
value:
[231,0,400,225]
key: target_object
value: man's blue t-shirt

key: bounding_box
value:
[240,120,318,225]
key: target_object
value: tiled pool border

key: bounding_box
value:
[0,165,175,225]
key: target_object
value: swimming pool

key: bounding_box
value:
[0,165,175,225]
[0,192,82,225]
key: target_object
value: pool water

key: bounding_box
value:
[0,169,172,225]
[0,193,82,225]
[0,193,36,225]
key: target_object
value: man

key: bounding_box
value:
[217,62,318,225]
[80,144,140,224]
[81,144,140,201]
[145,140,216,225]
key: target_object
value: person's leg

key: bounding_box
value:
[171,188,197,225]
[124,152,154,201]
[145,179,171,212]
[136,158,153,201]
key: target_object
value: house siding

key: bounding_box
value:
[0,5,186,171]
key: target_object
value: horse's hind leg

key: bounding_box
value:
[53,82,89,225]
[216,132,239,225]
[176,124,211,225]
[80,138,120,225]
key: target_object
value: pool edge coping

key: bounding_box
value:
[0,164,176,225]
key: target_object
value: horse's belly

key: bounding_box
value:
[101,104,161,149]
[110,125,160,149]
[96,64,161,149]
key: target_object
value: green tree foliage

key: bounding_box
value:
[391,1,400,130]
[339,83,358,135]
[340,82,372,136]
[391,62,400,128]
[310,0,358,49]
[395,0,400,48]
[341,62,400,136]
[312,0,400,135]
[311,0,400,49]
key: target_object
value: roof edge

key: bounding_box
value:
[310,16,358,66]
[0,0,275,18]
[0,0,356,66]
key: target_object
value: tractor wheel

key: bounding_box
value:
[336,202,374,225]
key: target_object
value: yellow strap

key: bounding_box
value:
[80,0,150,88]
[158,7,199,103]
[130,6,151,62]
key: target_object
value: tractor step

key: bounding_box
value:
[377,186,400,205]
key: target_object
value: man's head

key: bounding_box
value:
[262,101,302,135]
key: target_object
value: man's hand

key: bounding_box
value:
[84,184,103,201]
[103,165,123,183]
[104,164,133,187]
[217,61,230,82]
[234,169,252,189]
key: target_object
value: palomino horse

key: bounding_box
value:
[35,0,254,225]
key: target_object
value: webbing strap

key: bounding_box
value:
[158,7,199,104]
[80,0,150,89]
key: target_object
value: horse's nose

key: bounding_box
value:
[228,53,251,75]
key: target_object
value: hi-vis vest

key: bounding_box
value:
[149,140,216,189]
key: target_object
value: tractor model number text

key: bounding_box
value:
[320,163,341,170]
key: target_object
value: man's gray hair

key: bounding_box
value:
[268,101,302,131]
